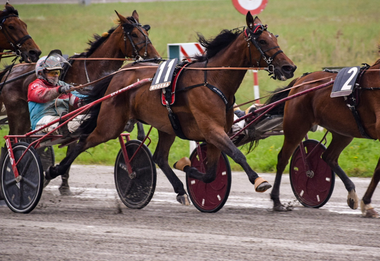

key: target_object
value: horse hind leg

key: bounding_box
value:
[360,157,380,218]
[153,130,190,205]
[322,133,358,209]
[176,143,219,184]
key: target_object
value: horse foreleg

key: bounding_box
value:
[153,130,190,205]
[272,139,302,211]
[183,143,219,183]
[322,133,358,209]
[360,158,380,218]
[58,143,76,196]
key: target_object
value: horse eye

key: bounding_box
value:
[131,33,138,38]
[8,25,15,30]
[259,40,266,45]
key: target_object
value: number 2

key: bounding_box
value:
[341,67,358,90]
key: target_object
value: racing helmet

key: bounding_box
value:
[35,49,69,78]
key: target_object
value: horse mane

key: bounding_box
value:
[70,27,117,59]
[194,28,243,62]
[372,58,380,66]
[1,4,18,18]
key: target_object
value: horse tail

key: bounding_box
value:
[264,77,298,115]
[77,75,114,135]
[244,77,299,153]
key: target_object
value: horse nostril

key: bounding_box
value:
[29,49,42,62]
[282,65,297,74]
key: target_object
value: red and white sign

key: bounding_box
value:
[232,0,268,15]
[167,43,205,62]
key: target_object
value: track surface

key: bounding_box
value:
[1,165,380,260]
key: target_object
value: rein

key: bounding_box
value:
[234,76,334,108]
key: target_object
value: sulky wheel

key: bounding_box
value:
[289,139,335,208]
[186,143,231,213]
[1,142,44,213]
[114,140,156,209]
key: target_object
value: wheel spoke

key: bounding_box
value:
[18,154,33,177]
[22,176,39,190]
[3,176,17,188]
[122,179,133,198]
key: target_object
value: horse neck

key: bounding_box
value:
[362,62,380,88]
[66,28,125,84]
[205,34,250,97]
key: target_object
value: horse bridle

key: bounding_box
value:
[82,17,153,83]
[122,17,152,60]
[244,24,283,78]
[0,14,32,58]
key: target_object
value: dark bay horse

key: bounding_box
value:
[0,10,160,195]
[0,3,41,62]
[271,61,380,218]
[47,12,296,205]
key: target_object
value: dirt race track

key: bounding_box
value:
[1,165,380,261]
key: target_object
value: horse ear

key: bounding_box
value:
[246,11,254,29]
[5,2,13,10]
[115,10,127,24]
[132,10,139,23]
[253,16,262,25]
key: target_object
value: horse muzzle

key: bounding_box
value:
[20,49,41,63]
[274,64,297,81]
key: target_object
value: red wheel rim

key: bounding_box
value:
[187,145,231,212]
[290,140,334,208]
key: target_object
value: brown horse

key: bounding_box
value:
[46,12,296,205]
[0,3,41,62]
[0,10,160,194]
[271,61,380,218]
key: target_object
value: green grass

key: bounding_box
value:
[2,0,380,177]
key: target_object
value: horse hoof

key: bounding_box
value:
[43,177,50,188]
[173,157,191,171]
[360,201,379,218]
[59,185,73,196]
[176,194,190,206]
[254,177,272,192]
[347,189,359,209]
[45,166,59,181]
[273,204,288,212]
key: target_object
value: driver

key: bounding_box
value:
[28,49,85,136]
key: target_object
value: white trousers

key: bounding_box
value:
[35,115,88,135]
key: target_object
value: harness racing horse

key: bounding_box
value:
[272,61,380,218]
[46,13,296,205]
[0,10,160,195]
[0,3,41,116]
[0,3,41,62]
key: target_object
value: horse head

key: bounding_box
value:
[114,10,161,60]
[0,3,41,62]
[245,12,296,80]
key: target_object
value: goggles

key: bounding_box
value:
[46,70,61,76]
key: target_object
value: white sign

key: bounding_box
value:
[232,0,268,15]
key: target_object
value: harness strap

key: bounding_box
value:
[345,64,374,140]
[176,60,234,112]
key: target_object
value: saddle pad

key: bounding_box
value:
[161,62,190,106]
[330,66,360,98]
[150,58,178,91]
